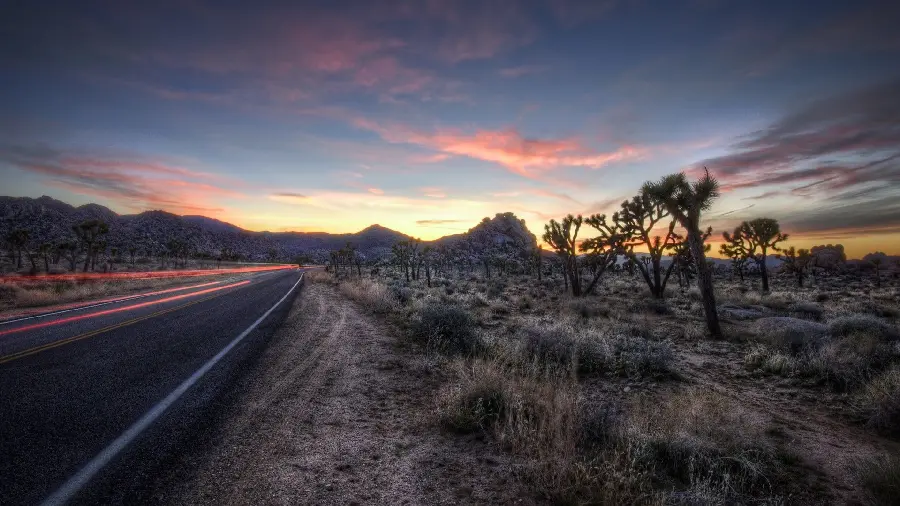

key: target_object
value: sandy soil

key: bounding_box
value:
[161,281,533,505]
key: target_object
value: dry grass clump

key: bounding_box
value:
[855,453,900,506]
[746,320,900,390]
[859,366,900,435]
[829,314,900,342]
[410,304,481,355]
[512,322,674,379]
[304,269,333,283]
[338,278,398,314]
[623,389,783,503]
[436,359,661,504]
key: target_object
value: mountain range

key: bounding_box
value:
[0,196,536,262]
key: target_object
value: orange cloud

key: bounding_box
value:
[2,145,242,216]
[353,118,646,179]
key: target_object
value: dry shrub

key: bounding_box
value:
[856,453,900,506]
[516,322,674,379]
[304,269,333,284]
[859,366,900,435]
[436,359,660,504]
[410,304,480,355]
[829,314,900,342]
[624,389,783,503]
[338,278,398,314]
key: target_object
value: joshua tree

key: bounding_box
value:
[5,229,29,269]
[721,218,787,292]
[580,213,628,295]
[543,214,584,296]
[38,243,52,272]
[719,241,750,283]
[608,191,682,298]
[55,242,79,272]
[643,169,722,338]
[863,252,888,288]
[72,220,109,272]
[780,247,812,287]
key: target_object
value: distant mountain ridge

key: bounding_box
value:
[0,196,532,262]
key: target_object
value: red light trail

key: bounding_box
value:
[0,280,251,337]
[0,280,226,324]
[0,265,295,284]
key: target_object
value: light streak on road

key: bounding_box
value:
[0,280,251,337]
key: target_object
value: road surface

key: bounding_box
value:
[0,268,304,505]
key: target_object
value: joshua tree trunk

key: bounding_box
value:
[688,230,721,338]
[43,254,49,273]
[426,262,432,288]
[758,246,770,292]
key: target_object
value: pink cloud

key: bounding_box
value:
[353,118,646,179]
[2,145,242,216]
[367,187,385,195]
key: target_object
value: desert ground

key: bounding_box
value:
[141,264,900,505]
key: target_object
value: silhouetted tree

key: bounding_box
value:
[864,252,888,288]
[643,169,722,338]
[72,220,109,272]
[611,191,682,298]
[721,218,787,292]
[780,247,812,287]
[543,214,584,296]
[5,229,29,269]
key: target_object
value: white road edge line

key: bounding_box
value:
[40,272,304,506]
[0,281,229,326]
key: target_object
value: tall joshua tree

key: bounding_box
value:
[721,218,787,292]
[543,214,584,296]
[643,169,722,338]
[612,191,682,298]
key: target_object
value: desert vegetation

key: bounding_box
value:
[318,170,900,504]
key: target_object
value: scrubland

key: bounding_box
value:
[312,268,900,505]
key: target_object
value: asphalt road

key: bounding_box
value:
[0,268,305,505]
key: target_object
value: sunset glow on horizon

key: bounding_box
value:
[2,0,898,258]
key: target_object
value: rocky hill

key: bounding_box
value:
[0,196,535,263]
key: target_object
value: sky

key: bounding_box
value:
[1,0,899,258]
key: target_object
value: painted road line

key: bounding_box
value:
[0,285,244,365]
[0,281,251,338]
[40,272,304,506]
[0,281,226,326]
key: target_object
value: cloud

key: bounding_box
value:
[353,118,646,179]
[420,187,446,198]
[698,77,900,190]
[367,187,385,195]
[1,144,242,215]
[271,192,308,199]
[416,219,466,225]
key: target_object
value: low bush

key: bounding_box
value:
[790,301,824,321]
[856,453,900,506]
[829,314,900,342]
[860,366,900,435]
[625,389,783,503]
[518,324,673,378]
[339,279,398,314]
[410,304,480,355]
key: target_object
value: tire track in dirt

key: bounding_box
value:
[678,342,900,503]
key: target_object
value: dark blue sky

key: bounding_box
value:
[1,0,898,255]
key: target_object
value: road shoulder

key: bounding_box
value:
[156,280,531,505]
